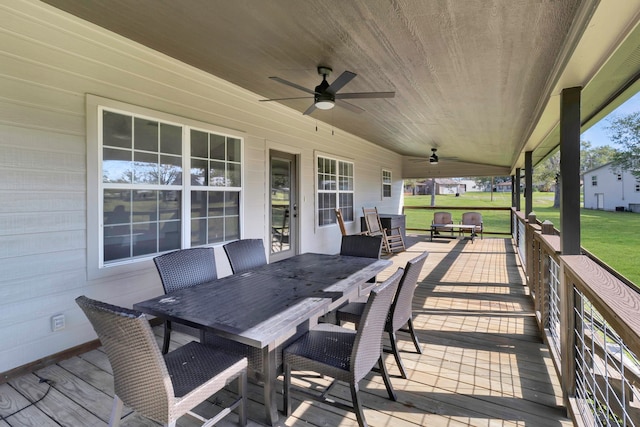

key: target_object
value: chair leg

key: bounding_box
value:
[283,363,292,416]
[108,395,124,427]
[162,321,172,354]
[378,355,397,401]
[238,370,247,426]
[407,318,422,354]
[388,331,407,379]
[350,382,368,427]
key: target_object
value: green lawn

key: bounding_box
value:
[403,191,640,285]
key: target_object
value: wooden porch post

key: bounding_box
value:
[525,152,533,216]
[559,86,582,413]
[515,167,521,211]
[560,86,581,255]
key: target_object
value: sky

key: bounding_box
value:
[581,91,640,147]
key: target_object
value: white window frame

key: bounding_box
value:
[592,175,598,186]
[87,95,244,278]
[315,153,355,228]
[382,169,392,198]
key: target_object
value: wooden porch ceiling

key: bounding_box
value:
[41,0,640,178]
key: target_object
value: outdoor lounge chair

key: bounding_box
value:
[431,211,454,240]
[153,247,218,354]
[362,207,405,253]
[461,211,483,240]
[76,295,247,427]
[283,268,404,427]
[337,251,428,379]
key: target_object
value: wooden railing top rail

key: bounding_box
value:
[537,233,561,254]
[403,206,511,211]
[561,255,640,359]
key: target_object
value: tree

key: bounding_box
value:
[606,111,640,178]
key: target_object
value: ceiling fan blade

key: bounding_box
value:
[327,71,357,94]
[269,77,317,95]
[302,102,317,115]
[259,96,313,102]
[336,99,365,114]
[335,91,395,99]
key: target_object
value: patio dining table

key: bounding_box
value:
[133,252,392,426]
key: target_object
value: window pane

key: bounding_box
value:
[191,218,207,246]
[103,148,132,183]
[225,191,240,216]
[134,118,158,152]
[159,220,180,252]
[228,137,241,162]
[191,158,208,186]
[160,155,182,185]
[227,163,241,187]
[210,134,225,160]
[191,130,208,158]
[191,191,207,218]
[103,111,131,149]
[161,123,182,155]
[225,216,239,241]
[132,190,157,224]
[134,151,158,184]
[159,190,181,220]
[209,160,226,186]
[208,217,224,243]
[208,191,224,217]
[133,222,157,256]
[104,224,131,261]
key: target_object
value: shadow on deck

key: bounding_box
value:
[1,236,572,426]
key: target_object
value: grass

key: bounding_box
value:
[403,191,640,285]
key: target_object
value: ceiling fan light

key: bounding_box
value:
[430,153,439,164]
[315,99,335,110]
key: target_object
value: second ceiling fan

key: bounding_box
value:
[260,66,395,115]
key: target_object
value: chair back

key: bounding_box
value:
[75,296,172,421]
[462,211,482,227]
[335,208,347,236]
[153,247,217,293]
[389,251,428,332]
[433,211,453,225]
[223,238,267,274]
[362,207,384,235]
[340,234,382,259]
[351,268,403,382]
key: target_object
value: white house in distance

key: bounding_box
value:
[583,162,640,212]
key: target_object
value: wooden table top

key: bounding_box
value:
[134,253,391,348]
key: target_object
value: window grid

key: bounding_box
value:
[382,169,392,198]
[592,175,598,186]
[317,156,354,226]
[100,108,241,265]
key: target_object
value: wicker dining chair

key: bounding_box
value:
[75,296,247,427]
[153,247,218,354]
[337,251,428,379]
[283,268,404,427]
[223,238,267,274]
[340,234,382,286]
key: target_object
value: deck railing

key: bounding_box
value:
[513,210,640,426]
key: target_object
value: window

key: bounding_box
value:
[382,169,392,198]
[636,181,640,192]
[617,173,622,181]
[99,106,242,266]
[592,175,598,186]
[317,155,354,226]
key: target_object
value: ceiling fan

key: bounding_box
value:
[408,148,459,165]
[259,66,395,115]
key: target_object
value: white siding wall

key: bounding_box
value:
[0,0,404,372]
[583,165,640,211]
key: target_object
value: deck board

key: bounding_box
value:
[0,236,572,426]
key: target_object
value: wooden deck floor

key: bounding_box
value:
[0,236,573,426]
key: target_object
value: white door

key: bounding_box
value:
[269,150,298,262]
